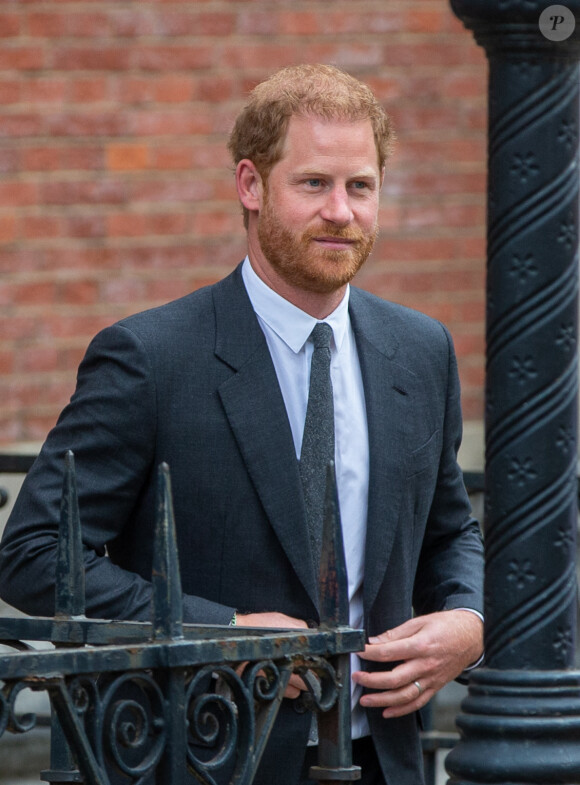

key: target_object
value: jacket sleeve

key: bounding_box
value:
[0,324,235,626]
[412,324,484,617]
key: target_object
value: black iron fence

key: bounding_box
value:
[0,456,532,785]
[0,452,365,785]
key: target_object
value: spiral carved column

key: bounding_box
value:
[446,3,580,783]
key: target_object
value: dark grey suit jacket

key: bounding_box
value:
[0,263,483,784]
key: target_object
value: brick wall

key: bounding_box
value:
[0,0,487,446]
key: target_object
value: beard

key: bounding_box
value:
[257,195,378,295]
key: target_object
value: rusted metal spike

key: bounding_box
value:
[318,460,348,627]
[152,462,184,641]
[55,450,86,618]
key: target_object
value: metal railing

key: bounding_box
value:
[0,452,364,785]
[0,455,506,785]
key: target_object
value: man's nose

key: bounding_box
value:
[320,187,353,225]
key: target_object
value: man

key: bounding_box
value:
[0,64,483,785]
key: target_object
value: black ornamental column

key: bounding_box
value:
[446,3,580,783]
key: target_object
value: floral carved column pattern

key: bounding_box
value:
[447,2,580,783]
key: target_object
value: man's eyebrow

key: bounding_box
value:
[291,168,379,179]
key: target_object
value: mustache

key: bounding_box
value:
[302,224,370,242]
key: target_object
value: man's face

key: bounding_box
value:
[256,115,382,295]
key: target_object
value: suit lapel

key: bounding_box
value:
[349,290,416,616]
[211,267,319,610]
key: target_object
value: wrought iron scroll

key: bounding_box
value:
[0,456,364,785]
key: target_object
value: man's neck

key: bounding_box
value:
[246,252,347,320]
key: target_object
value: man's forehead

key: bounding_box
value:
[280,114,380,170]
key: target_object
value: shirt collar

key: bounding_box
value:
[242,256,350,353]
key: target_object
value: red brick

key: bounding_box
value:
[0,114,45,138]
[191,211,242,238]
[0,281,15,307]
[132,45,215,72]
[67,13,113,38]
[130,179,214,204]
[69,77,109,103]
[40,180,126,206]
[59,279,100,305]
[383,171,486,198]
[26,12,68,38]
[223,43,307,70]
[22,77,68,104]
[106,143,150,172]
[0,181,37,207]
[59,146,105,171]
[17,345,59,373]
[383,39,485,68]
[154,75,195,103]
[124,109,212,136]
[15,281,58,306]
[0,46,45,70]
[0,13,20,37]
[402,202,485,230]
[0,350,15,374]
[146,279,189,302]
[190,142,231,169]
[58,346,87,372]
[20,415,61,443]
[21,215,64,240]
[151,145,194,170]
[0,149,19,174]
[237,12,280,36]
[52,46,131,71]
[66,215,106,239]
[0,249,44,275]
[0,315,41,341]
[455,235,486,260]
[44,314,118,340]
[21,147,62,172]
[375,236,457,263]
[277,11,322,35]
[0,417,20,445]
[46,112,126,138]
[107,212,189,238]
[453,333,485,357]
[196,75,236,103]
[115,76,155,104]
[0,215,17,244]
[0,79,21,103]
[155,11,235,36]
[100,278,147,304]
[111,10,156,38]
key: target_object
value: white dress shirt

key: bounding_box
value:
[242,257,371,739]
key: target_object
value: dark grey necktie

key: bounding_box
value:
[299,322,334,567]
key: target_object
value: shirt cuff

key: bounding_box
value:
[455,607,484,670]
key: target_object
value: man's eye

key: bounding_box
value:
[352,181,369,189]
[307,179,322,187]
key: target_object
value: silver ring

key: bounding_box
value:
[413,680,424,696]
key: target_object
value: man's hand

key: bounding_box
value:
[235,612,309,698]
[235,612,308,630]
[352,610,483,719]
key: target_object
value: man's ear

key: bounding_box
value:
[236,159,263,213]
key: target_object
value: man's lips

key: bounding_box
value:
[313,236,357,249]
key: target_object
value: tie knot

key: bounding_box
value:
[310,322,333,350]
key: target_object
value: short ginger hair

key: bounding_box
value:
[228,64,395,227]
